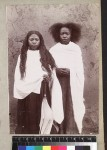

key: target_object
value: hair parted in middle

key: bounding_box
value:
[20,30,56,79]
[49,22,81,43]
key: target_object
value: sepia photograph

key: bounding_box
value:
[7,3,100,134]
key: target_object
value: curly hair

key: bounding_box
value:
[20,31,56,79]
[49,22,81,43]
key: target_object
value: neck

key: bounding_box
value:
[28,46,39,51]
[60,41,70,45]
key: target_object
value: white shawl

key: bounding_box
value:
[14,50,47,99]
[49,42,85,133]
[14,49,64,134]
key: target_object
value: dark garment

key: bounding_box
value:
[56,69,79,134]
[15,93,41,134]
[15,80,51,134]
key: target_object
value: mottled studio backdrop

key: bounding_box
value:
[7,3,100,134]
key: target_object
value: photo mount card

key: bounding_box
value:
[0,0,104,150]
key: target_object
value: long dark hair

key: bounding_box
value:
[20,31,55,79]
[49,22,81,43]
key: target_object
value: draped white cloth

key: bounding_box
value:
[49,42,85,133]
[39,95,53,134]
[14,49,64,134]
[14,50,47,99]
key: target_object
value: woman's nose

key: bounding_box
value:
[32,40,36,43]
[63,34,67,38]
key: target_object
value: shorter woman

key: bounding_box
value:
[49,22,85,134]
[14,31,63,134]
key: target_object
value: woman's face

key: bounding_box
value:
[28,34,40,50]
[60,27,71,44]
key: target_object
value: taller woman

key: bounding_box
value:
[49,22,85,134]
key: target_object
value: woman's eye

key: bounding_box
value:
[61,32,69,35]
[29,38,34,41]
[30,38,39,41]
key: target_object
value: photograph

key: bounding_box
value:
[7,3,100,134]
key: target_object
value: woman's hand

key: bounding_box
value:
[56,68,70,76]
[43,74,51,82]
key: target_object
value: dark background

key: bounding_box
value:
[101,0,107,149]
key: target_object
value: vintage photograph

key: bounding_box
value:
[7,3,100,134]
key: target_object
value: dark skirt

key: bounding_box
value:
[56,71,79,134]
[15,80,51,134]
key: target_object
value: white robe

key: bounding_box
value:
[14,50,47,99]
[14,49,64,134]
[49,42,85,133]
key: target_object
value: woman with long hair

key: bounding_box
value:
[14,31,63,134]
